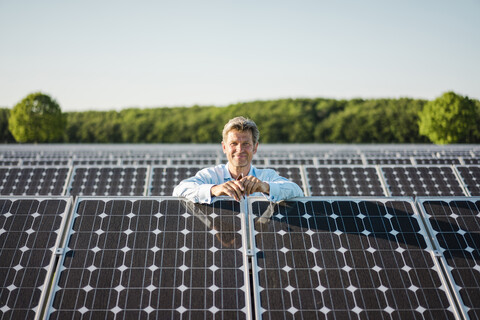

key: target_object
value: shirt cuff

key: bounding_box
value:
[267,182,279,202]
[198,184,215,204]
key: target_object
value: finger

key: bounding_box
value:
[244,180,255,195]
[226,182,243,201]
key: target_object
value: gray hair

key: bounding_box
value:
[222,116,260,144]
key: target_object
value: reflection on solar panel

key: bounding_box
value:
[0,197,70,319]
[305,166,386,196]
[418,198,480,320]
[149,166,202,196]
[381,166,466,197]
[47,198,250,319]
[0,167,70,196]
[456,166,480,196]
[249,198,458,319]
[67,166,148,196]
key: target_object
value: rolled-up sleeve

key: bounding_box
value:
[259,169,304,202]
[172,166,223,204]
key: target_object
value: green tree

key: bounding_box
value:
[418,92,480,144]
[0,108,15,143]
[8,92,66,142]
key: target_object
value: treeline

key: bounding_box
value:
[63,97,431,143]
[2,96,479,143]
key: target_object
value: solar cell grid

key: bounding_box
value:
[149,166,202,196]
[47,198,250,319]
[67,166,148,196]
[316,158,364,165]
[305,166,386,196]
[121,158,168,165]
[0,166,70,196]
[0,197,70,320]
[381,166,466,197]
[462,158,480,165]
[21,159,71,166]
[0,160,20,166]
[417,198,480,320]
[249,198,457,319]
[366,158,413,165]
[170,158,219,166]
[415,158,461,165]
[72,159,121,166]
[456,166,480,196]
[267,158,313,165]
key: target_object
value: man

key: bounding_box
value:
[173,116,304,203]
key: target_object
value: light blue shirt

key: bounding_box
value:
[172,163,304,204]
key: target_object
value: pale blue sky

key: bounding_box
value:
[1,0,479,111]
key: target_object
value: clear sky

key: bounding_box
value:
[1,0,479,111]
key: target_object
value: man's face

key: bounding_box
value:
[222,129,258,169]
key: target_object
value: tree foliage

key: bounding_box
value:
[418,92,480,144]
[8,92,66,143]
[1,92,478,144]
[0,108,15,143]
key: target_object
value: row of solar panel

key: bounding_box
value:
[1,196,478,319]
[1,144,479,158]
[1,156,480,166]
[1,164,480,198]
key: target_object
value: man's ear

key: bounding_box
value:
[253,142,258,154]
[222,141,226,153]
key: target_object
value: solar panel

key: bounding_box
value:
[462,158,480,165]
[21,159,71,166]
[0,166,71,196]
[267,158,314,165]
[170,158,219,166]
[67,166,148,196]
[72,159,120,166]
[305,166,386,196]
[251,159,266,166]
[46,198,251,319]
[316,158,364,165]
[415,158,461,165]
[417,198,480,320]
[381,166,466,197]
[0,197,71,320]
[249,198,459,319]
[0,160,20,166]
[121,159,168,166]
[366,158,413,165]
[455,165,480,196]
[149,166,202,196]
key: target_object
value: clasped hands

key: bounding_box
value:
[210,175,270,201]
